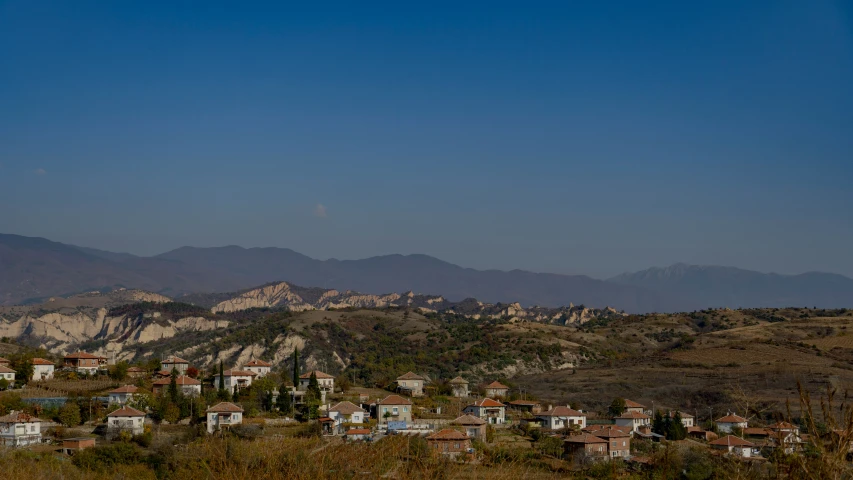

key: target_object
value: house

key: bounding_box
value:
[564,433,608,458]
[537,406,587,430]
[464,398,506,425]
[426,429,471,458]
[376,395,413,426]
[484,381,509,398]
[127,366,147,378]
[716,414,748,433]
[62,437,96,455]
[153,375,202,396]
[710,435,756,457]
[319,416,336,435]
[328,401,367,433]
[63,352,106,374]
[161,356,190,375]
[0,365,15,387]
[346,428,372,441]
[0,411,43,447]
[0,357,9,367]
[396,372,426,397]
[108,385,140,405]
[452,414,488,440]
[154,370,172,379]
[299,370,335,392]
[106,406,146,435]
[624,399,647,414]
[244,359,272,378]
[591,425,631,458]
[687,426,718,441]
[614,411,651,432]
[206,402,243,434]
[508,400,543,414]
[214,369,257,394]
[668,411,695,428]
[449,376,469,397]
[635,425,665,442]
[767,421,800,435]
[31,358,55,381]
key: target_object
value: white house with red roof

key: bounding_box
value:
[0,365,15,387]
[716,413,748,433]
[31,358,55,381]
[536,406,587,430]
[0,357,9,367]
[376,395,413,426]
[623,399,647,414]
[463,398,506,424]
[396,372,426,396]
[299,370,335,392]
[614,411,651,432]
[0,411,44,447]
[153,375,202,396]
[161,356,190,375]
[107,406,146,435]
[206,402,244,434]
[214,369,257,394]
[484,381,509,398]
[328,401,367,429]
[108,385,140,405]
[243,359,272,378]
[710,435,756,457]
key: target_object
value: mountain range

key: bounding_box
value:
[1,233,851,312]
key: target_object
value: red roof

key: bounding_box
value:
[152,375,200,385]
[223,369,257,377]
[245,359,272,367]
[299,370,333,379]
[469,398,505,408]
[485,381,509,390]
[624,399,646,409]
[330,401,366,415]
[347,428,371,435]
[397,371,425,381]
[109,385,140,394]
[0,365,15,374]
[0,412,44,423]
[452,414,487,426]
[539,406,584,417]
[378,394,412,405]
[31,358,54,366]
[449,376,468,384]
[108,406,145,417]
[65,351,103,360]
[586,425,632,437]
[207,402,244,413]
[616,411,650,419]
[427,428,469,441]
[564,433,607,444]
[716,414,748,424]
[710,435,755,447]
[0,357,9,363]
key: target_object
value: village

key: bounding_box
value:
[0,349,828,470]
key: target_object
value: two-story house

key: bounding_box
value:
[106,406,146,435]
[214,369,257,395]
[328,401,367,433]
[243,359,272,378]
[426,429,471,458]
[0,411,43,447]
[710,435,756,457]
[63,352,106,374]
[376,395,413,426]
[614,411,651,432]
[452,414,487,441]
[463,398,506,425]
[536,406,586,430]
[161,356,190,375]
[108,385,140,405]
[716,413,748,433]
[396,372,426,397]
[590,425,632,458]
[206,402,244,434]
[483,381,509,398]
[31,358,55,381]
[0,366,15,387]
[449,376,469,398]
[299,370,335,392]
[153,375,202,396]
[623,399,647,414]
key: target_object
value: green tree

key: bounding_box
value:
[0,378,8,390]
[59,402,82,427]
[669,411,688,440]
[217,361,227,400]
[168,368,179,403]
[652,409,665,435]
[292,348,300,389]
[307,371,321,401]
[608,398,627,417]
[276,385,293,416]
[109,361,129,381]
[14,359,33,386]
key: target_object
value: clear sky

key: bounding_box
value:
[1,1,851,278]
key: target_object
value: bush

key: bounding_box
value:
[72,443,143,471]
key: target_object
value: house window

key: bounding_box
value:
[414,382,418,387]
[392,407,399,415]
[383,408,388,414]
[454,443,459,449]
[403,407,408,413]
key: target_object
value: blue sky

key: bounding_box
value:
[1,1,851,278]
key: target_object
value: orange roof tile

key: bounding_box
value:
[539,406,584,417]
[624,399,646,408]
[448,376,468,384]
[564,433,607,444]
[330,401,366,415]
[0,365,15,374]
[245,359,272,367]
[716,414,748,423]
[0,412,44,423]
[109,385,140,394]
[207,402,244,413]
[469,398,505,408]
[378,394,412,406]
[299,370,333,379]
[108,406,145,417]
[452,414,487,426]
[427,428,469,441]
[485,381,509,390]
[64,351,102,359]
[397,371,425,381]
[710,435,755,447]
[616,411,650,419]
[152,375,201,385]
[31,358,54,366]
[223,369,257,377]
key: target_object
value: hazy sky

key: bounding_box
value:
[1,1,852,278]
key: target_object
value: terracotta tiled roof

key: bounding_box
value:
[347,428,371,435]
[427,428,469,441]
[710,435,755,447]
[539,406,585,417]
[485,381,509,390]
[207,402,244,413]
[616,411,650,420]
[108,406,145,417]
[0,357,9,363]
[245,359,272,367]
[299,370,333,379]
[378,394,412,405]
[716,414,748,423]
[152,375,201,385]
[31,358,54,366]
[155,370,171,377]
[330,401,366,415]
[162,356,189,364]
[452,414,487,426]
[0,412,43,423]
[743,427,771,436]
[585,424,632,436]
[223,369,258,377]
[469,398,505,408]
[396,371,425,381]
[0,365,15,374]
[448,376,468,384]
[109,385,140,394]
[64,351,102,359]
[623,399,646,409]
[564,433,607,444]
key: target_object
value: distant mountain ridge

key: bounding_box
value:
[1,233,851,312]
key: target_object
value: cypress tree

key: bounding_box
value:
[292,348,300,389]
